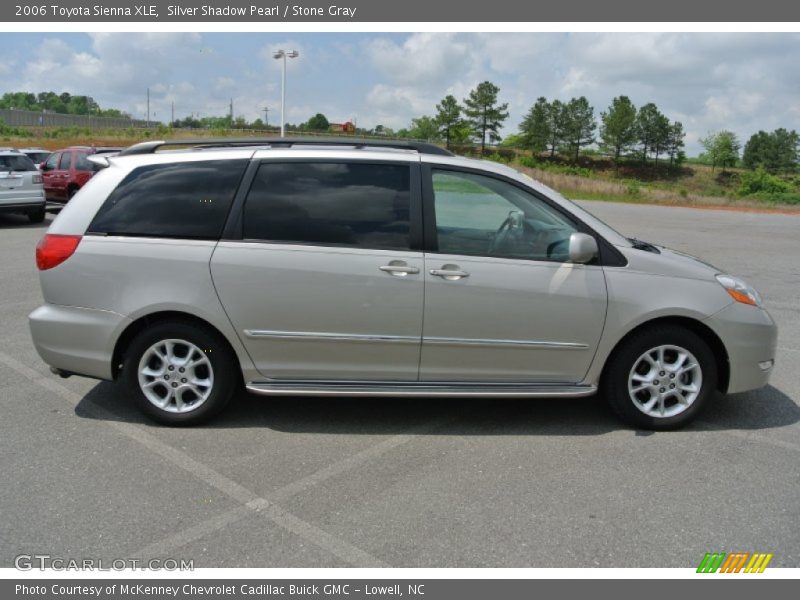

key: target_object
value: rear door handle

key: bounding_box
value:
[379,262,420,277]
[430,265,470,281]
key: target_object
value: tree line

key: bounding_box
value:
[404,88,687,168]
[520,96,686,168]
[396,82,800,175]
[0,91,124,117]
[696,128,799,174]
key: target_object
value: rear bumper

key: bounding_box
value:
[705,303,778,394]
[29,304,130,381]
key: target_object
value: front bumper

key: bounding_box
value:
[29,304,130,381]
[705,302,778,394]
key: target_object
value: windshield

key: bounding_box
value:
[0,155,37,172]
[25,152,49,164]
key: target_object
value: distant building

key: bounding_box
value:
[329,121,355,134]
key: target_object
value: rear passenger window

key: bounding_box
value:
[243,162,411,251]
[88,160,247,240]
[74,153,93,172]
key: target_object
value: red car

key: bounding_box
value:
[41,146,120,203]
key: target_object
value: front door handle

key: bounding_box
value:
[430,265,470,281]
[379,261,420,277]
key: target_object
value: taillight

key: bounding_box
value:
[33,174,43,184]
[36,234,82,270]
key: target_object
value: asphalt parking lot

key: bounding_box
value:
[1,201,798,568]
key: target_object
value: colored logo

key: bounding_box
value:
[697,552,773,573]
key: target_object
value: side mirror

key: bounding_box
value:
[568,232,598,264]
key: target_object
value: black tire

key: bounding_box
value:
[66,186,79,201]
[120,321,238,425]
[602,325,717,430]
[28,207,46,223]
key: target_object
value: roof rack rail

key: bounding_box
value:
[117,137,455,157]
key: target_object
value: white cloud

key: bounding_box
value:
[1,32,798,153]
[366,33,477,90]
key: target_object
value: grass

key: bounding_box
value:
[503,152,800,211]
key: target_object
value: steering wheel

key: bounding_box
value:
[488,210,525,255]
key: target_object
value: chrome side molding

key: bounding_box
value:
[245,380,597,398]
[243,330,588,350]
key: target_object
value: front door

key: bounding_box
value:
[211,159,424,381]
[420,167,608,383]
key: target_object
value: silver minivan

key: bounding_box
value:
[29,139,777,429]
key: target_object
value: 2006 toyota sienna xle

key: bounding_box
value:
[29,138,777,429]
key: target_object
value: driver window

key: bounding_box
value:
[431,169,579,262]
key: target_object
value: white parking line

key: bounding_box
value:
[134,413,457,560]
[0,351,387,568]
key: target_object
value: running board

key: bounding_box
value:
[245,381,597,398]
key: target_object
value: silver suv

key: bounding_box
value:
[1,150,46,222]
[29,139,777,429]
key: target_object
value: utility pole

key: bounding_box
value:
[263,106,270,129]
[146,87,150,128]
[171,101,174,125]
[230,98,234,124]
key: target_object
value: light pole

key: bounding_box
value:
[273,49,299,138]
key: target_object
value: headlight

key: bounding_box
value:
[716,274,762,307]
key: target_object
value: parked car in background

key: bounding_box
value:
[0,149,46,222]
[18,148,51,168]
[41,146,121,203]
[29,138,777,429]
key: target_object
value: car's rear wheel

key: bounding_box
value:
[603,325,717,430]
[120,321,238,425]
[28,207,45,223]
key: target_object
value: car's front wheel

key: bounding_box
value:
[603,325,717,430]
[120,321,238,425]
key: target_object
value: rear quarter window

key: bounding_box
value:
[87,160,247,240]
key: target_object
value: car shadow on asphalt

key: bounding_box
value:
[0,213,54,229]
[74,382,799,436]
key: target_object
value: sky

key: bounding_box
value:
[0,32,798,154]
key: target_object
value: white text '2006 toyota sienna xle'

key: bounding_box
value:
[29,139,777,428]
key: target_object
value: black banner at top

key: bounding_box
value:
[2,0,800,22]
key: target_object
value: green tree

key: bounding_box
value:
[435,95,462,149]
[634,103,666,166]
[408,115,441,141]
[742,131,771,170]
[600,96,638,167]
[649,113,671,166]
[305,113,330,131]
[744,129,799,173]
[700,130,741,173]
[545,100,567,158]
[463,81,509,152]
[769,128,799,173]
[666,121,687,167]
[449,121,474,146]
[518,97,552,155]
[561,97,596,162]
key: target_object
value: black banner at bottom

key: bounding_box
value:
[4,579,798,600]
